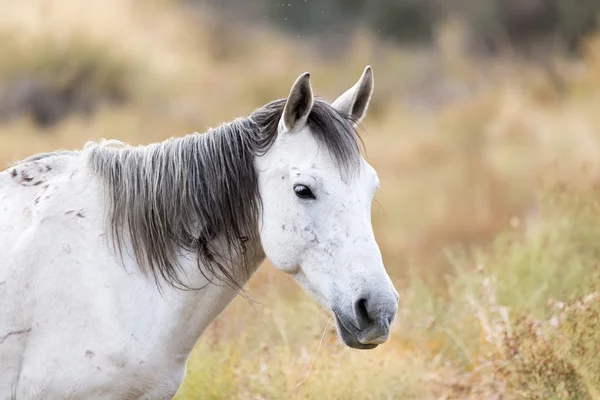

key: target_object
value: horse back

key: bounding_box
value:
[0,151,85,258]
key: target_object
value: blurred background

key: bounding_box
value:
[3,0,600,398]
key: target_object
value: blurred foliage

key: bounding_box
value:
[195,0,600,53]
[0,35,135,127]
[263,0,435,43]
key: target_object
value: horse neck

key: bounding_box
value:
[158,244,264,358]
[128,125,268,354]
[88,118,271,356]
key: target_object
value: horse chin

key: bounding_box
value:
[333,313,379,350]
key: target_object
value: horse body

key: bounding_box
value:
[0,67,399,399]
[0,154,260,398]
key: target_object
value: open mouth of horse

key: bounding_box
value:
[333,311,379,350]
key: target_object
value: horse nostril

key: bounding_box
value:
[386,313,394,326]
[353,298,373,330]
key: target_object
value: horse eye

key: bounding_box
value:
[293,184,316,200]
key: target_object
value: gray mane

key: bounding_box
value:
[86,98,362,290]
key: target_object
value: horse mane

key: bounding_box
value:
[85,98,362,290]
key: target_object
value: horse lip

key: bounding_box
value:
[332,311,378,350]
[333,309,359,335]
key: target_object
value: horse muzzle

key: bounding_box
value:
[332,292,398,350]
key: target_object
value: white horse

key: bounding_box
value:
[0,67,398,399]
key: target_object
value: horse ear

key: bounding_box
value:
[332,66,374,124]
[281,72,314,132]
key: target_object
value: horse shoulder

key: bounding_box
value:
[0,156,164,396]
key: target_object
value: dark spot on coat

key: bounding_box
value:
[329,239,342,249]
[20,171,33,182]
[33,181,44,186]
[303,226,319,243]
[76,211,85,218]
[108,353,127,368]
[45,165,52,172]
[85,350,95,358]
[66,210,75,215]
[10,169,17,178]
[0,328,32,345]
[34,196,40,205]
[281,224,286,230]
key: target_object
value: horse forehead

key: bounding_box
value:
[278,128,321,157]
[275,127,373,183]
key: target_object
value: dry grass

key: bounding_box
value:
[3,0,600,398]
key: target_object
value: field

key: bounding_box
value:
[2,0,600,398]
